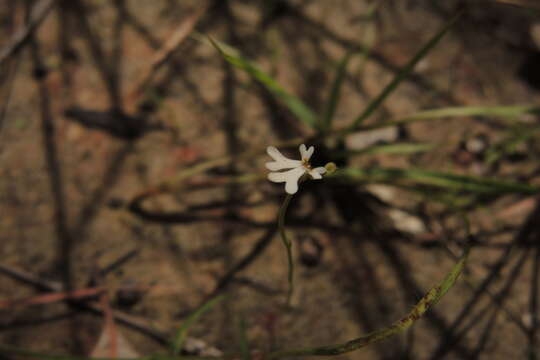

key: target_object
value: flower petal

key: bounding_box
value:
[266,146,302,169]
[309,167,326,180]
[268,167,305,194]
[284,167,306,194]
[266,146,288,162]
[265,159,302,171]
[299,144,314,161]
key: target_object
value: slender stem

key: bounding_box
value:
[278,193,294,306]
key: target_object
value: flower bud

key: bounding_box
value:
[324,162,337,175]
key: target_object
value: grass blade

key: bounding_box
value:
[398,105,540,121]
[322,50,354,133]
[207,36,318,129]
[339,104,540,137]
[268,247,470,358]
[338,167,540,194]
[337,142,434,157]
[239,316,250,360]
[171,295,225,355]
[349,12,462,130]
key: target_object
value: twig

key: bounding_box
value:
[30,25,73,291]
[0,0,54,66]
[0,264,221,353]
[128,2,209,101]
[0,286,105,309]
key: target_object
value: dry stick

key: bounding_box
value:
[70,0,121,109]
[0,0,54,66]
[428,201,540,359]
[99,291,118,358]
[0,54,21,137]
[431,249,530,359]
[128,2,209,102]
[0,264,221,353]
[0,286,106,309]
[528,246,540,357]
[442,248,529,334]
[29,29,73,292]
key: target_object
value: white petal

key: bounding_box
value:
[309,167,326,180]
[299,144,307,158]
[266,146,282,160]
[268,167,305,194]
[265,159,302,171]
[266,146,302,169]
[266,146,288,162]
[284,167,306,194]
[268,171,287,183]
[267,167,302,182]
[299,144,314,161]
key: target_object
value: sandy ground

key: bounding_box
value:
[1,1,540,359]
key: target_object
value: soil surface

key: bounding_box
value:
[1,1,540,359]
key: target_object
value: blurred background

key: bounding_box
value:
[1,0,540,359]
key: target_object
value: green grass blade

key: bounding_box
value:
[340,104,540,137]
[207,37,318,129]
[239,316,250,360]
[322,50,354,133]
[399,105,540,121]
[338,167,540,194]
[268,247,470,358]
[338,142,434,157]
[485,127,540,165]
[171,295,225,355]
[349,12,462,130]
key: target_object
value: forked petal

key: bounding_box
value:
[299,144,314,161]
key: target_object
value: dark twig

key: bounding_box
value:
[29,28,73,291]
[0,264,220,353]
[528,245,540,358]
[0,0,54,66]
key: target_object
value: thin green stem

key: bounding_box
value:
[278,193,294,306]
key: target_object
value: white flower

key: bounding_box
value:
[266,144,326,194]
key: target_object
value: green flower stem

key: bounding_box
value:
[278,193,294,306]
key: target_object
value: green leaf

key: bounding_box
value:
[338,167,540,194]
[207,36,318,129]
[267,247,470,358]
[349,12,462,130]
[171,295,225,355]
